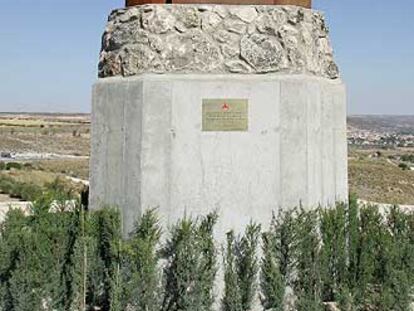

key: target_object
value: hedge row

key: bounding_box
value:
[1,196,413,311]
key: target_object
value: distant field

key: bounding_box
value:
[0,113,413,204]
[0,113,90,156]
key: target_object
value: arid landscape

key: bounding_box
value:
[1,113,414,205]
[0,113,90,209]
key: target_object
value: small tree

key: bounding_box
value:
[346,195,360,292]
[320,202,347,302]
[94,208,122,311]
[122,209,162,311]
[222,223,261,311]
[260,231,284,311]
[236,223,261,311]
[162,213,218,311]
[293,208,323,311]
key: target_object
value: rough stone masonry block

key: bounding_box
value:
[98,5,338,79]
[90,74,347,236]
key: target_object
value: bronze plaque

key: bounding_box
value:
[202,99,248,132]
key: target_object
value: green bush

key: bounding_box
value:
[1,196,414,311]
[401,154,414,162]
[320,203,347,302]
[162,213,218,311]
[222,223,261,311]
[260,230,285,311]
[398,162,409,170]
[5,162,23,171]
[294,208,323,311]
[261,199,414,311]
[120,209,162,311]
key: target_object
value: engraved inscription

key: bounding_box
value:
[202,99,248,131]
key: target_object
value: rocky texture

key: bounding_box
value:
[99,4,339,79]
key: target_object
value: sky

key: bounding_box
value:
[0,0,413,114]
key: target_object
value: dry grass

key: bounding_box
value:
[30,159,89,180]
[0,168,86,203]
[1,169,57,185]
[0,113,90,156]
[349,151,414,205]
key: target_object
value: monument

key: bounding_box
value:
[90,0,348,237]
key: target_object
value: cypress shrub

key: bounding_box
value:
[69,206,93,311]
[0,194,82,310]
[93,208,122,311]
[353,204,384,308]
[293,208,323,311]
[236,223,261,311]
[380,206,414,311]
[222,231,243,311]
[121,208,162,311]
[346,195,360,292]
[260,231,284,311]
[320,203,347,302]
[0,209,36,311]
[162,212,218,311]
[222,223,261,311]
[1,195,414,311]
[260,210,297,311]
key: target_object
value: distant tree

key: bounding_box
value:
[399,162,409,170]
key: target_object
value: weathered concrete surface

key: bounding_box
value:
[90,74,347,236]
[99,4,338,79]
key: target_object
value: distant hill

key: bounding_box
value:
[348,115,414,134]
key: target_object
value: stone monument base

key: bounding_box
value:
[90,74,347,236]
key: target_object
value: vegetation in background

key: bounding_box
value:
[0,162,23,171]
[0,174,43,201]
[0,114,90,157]
[1,195,414,311]
[348,149,414,205]
[0,171,82,202]
[400,154,414,163]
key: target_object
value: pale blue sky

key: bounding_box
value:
[0,0,413,114]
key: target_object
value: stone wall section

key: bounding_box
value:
[99,5,339,79]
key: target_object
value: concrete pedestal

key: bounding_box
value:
[90,74,347,236]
